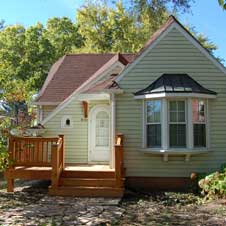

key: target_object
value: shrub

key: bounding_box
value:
[198,164,226,200]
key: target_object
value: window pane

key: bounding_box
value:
[192,99,205,123]
[147,100,161,123]
[147,124,161,147]
[194,124,206,147]
[169,101,177,111]
[170,124,186,147]
[178,112,185,122]
[169,100,185,123]
[170,111,177,122]
[178,101,185,111]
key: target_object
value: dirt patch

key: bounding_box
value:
[119,191,226,226]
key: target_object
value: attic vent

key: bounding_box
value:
[61,116,73,128]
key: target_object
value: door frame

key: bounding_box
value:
[88,104,111,164]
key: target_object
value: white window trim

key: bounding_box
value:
[61,115,73,129]
[141,97,210,158]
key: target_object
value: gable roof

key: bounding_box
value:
[134,74,217,96]
[35,53,135,104]
[115,15,226,83]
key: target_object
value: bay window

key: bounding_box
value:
[144,98,208,150]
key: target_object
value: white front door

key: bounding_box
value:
[89,105,110,162]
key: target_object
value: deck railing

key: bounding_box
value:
[115,133,124,187]
[8,135,59,167]
[6,134,64,192]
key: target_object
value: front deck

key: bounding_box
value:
[4,134,124,197]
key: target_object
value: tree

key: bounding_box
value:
[44,17,84,60]
[132,0,194,14]
[0,17,84,93]
[76,0,217,54]
[218,0,226,10]
[76,1,168,53]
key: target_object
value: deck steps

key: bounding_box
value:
[49,169,125,197]
[61,170,115,178]
[49,186,124,197]
[60,177,124,187]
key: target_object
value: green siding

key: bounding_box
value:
[44,98,109,164]
[116,27,226,177]
[42,106,57,120]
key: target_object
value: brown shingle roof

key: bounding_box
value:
[36,53,135,103]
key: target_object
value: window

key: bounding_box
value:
[192,99,206,147]
[169,100,186,148]
[61,116,73,128]
[143,98,209,151]
[146,100,161,147]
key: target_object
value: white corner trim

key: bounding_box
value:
[115,24,175,83]
[134,92,217,99]
[41,61,125,125]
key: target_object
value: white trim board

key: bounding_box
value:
[41,61,125,125]
[115,21,226,84]
[134,92,217,100]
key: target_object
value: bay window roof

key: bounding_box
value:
[134,74,217,98]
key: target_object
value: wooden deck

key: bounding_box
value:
[4,134,125,197]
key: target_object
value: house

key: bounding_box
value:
[5,16,226,196]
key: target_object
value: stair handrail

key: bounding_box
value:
[51,134,64,190]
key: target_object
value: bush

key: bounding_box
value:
[199,164,226,200]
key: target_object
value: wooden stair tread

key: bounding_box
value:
[49,186,124,197]
[61,170,115,178]
[60,177,125,187]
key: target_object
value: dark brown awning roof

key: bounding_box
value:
[134,74,217,96]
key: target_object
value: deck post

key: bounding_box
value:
[59,135,65,169]
[51,143,59,189]
[115,134,124,187]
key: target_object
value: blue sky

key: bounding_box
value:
[1,0,226,64]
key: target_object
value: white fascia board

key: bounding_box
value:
[41,61,125,125]
[173,23,226,75]
[134,92,217,99]
[115,23,176,83]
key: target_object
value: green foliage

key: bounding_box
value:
[76,0,168,53]
[218,0,226,10]
[0,117,12,172]
[199,163,226,200]
[0,17,83,93]
[132,0,194,14]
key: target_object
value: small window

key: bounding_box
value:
[146,100,161,148]
[169,100,186,148]
[61,116,73,128]
[66,119,70,126]
[192,99,206,147]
